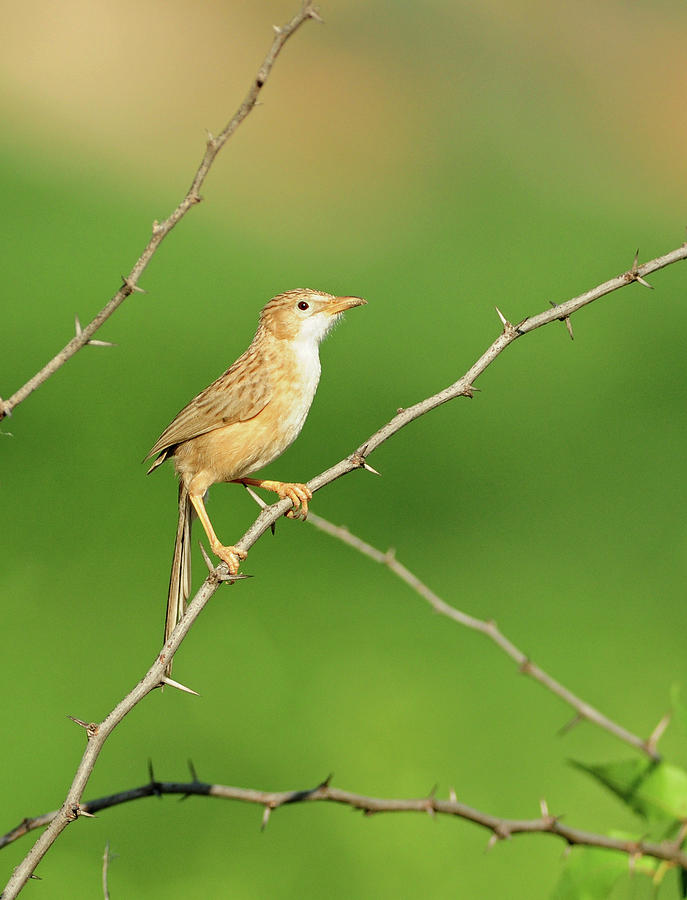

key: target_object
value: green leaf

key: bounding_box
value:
[550,841,655,900]
[570,758,687,823]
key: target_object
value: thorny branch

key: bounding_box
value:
[306,513,663,760]
[3,238,685,897]
[3,773,687,872]
[0,2,323,423]
[0,3,323,896]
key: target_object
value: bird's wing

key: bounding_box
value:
[146,351,272,460]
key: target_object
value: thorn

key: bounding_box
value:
[261,806,272,831]
[548,301,575,340]
[449,787,457,804]
[540,797,549,818]
[318,773,334,790]
[121,276,147,294]
[495,306,508,327]
[383,547,396,565]
[629,250,653,289]
[29,874,42,880]
[486,833,499,852]
[462,384,480,399]
[67,715,89,729]
[78,807,97,818]
[647,711,671,753]
[75,314,82,336]
[519,658,533,675]
[199,541,216,575]
[88,338,116,348]
[306,4,324,23]
[242,484,276,534]
[198,542,253,581]
[243,483,268,508]
[558,713,583,736]
[272,24,282,34]
[351,451,379,475]
[67,715,99,739]
[161,675,200,696]
[673,821,687,850]
[188,758,199,782]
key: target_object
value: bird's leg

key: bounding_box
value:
[234,478,313,519]
[188,491,247,574]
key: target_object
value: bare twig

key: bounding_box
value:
[102,842,112,900]
[2,776,685,872]
[306,513,660,760]
[0,1,322,423]
[3,242,685,896]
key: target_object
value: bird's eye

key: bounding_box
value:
[297,301,309,311]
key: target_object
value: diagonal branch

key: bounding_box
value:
[234,240,687,557]
[0,1,322,423]
[305,512,662,760]
[3,775,686,872]
[3,241,685,897]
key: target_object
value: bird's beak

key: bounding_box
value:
[327,295,367,315]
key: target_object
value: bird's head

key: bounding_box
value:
[260,289,367,344]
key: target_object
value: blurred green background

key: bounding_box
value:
[2,0,687,897]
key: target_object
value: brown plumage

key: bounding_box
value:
[146,288,366,673]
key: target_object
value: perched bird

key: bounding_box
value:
[146,288,366,669]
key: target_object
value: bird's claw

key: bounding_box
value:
[211,542,247,575]
[277,482,312,520]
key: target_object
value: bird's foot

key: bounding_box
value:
[263,480,312,519]
[210,541,247,575]
[234,478,313,519]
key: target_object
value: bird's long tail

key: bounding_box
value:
[164,483,193,677]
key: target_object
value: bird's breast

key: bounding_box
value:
[269,338,322,444]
